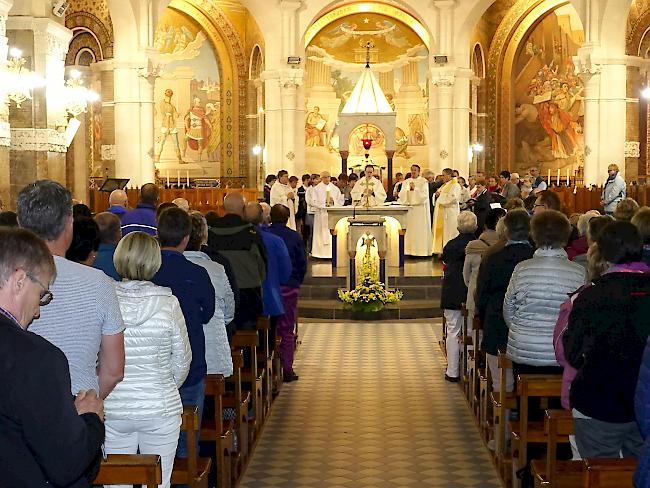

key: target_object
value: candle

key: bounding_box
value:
[566,168,570,186]
[326,188,331,207]
[547,168,551,184]
[186,170,190,186]
[166,170,170,187]
[556,168,560,186]
[177,170,180,187]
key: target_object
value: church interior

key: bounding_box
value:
[1,0,650,487]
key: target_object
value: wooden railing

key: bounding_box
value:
[548,184,650,214]
[89,187,260,215]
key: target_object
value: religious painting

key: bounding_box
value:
[304,10,429,174]
[153,8,221,176]
[512,4,585,175]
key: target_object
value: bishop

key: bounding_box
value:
[351,165,387,207]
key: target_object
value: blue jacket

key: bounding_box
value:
[107,205,128,219]
[152,250,215,387]
[268,222,307,288]
[636,337,650,488]
[258,225,291,316]
[92,243,121,281]
[121,203,157,236]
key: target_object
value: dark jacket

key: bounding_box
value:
[153,250,215,387]
[635,336,650,488]
[564,272,650,422]
[258,226,291,317]
[120,203,157,236]
[92,243,120,281]
[268,222,307,288]
[263,184,271,205]
[472,189,492,236]
[296,185,307,220]
[0,314,104,487]
[476,242,535,355]
[441,232,475,310]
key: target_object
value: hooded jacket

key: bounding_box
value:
[105,280,192,420]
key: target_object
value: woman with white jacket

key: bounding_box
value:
[104,232,192,488]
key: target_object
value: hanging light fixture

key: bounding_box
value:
[0,47,45,108]
[61,69,100,119]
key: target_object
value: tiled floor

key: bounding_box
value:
[240,321,501,488]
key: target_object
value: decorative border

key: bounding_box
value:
[10,129,67,153]
[0,122,10,147]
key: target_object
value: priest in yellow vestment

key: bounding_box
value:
[432,168,461,255]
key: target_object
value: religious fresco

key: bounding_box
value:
[304,11,429,175]
[512,5,585,175]
[153,8,222,175]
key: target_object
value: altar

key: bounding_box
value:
[326,204,409,269]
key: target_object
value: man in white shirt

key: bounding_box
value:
[351,165,387,207]
[310,171,344,259]
[398,164,432,256]
[270,169,299,230]
[432,168,461,254]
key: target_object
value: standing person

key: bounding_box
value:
[296,174,309,233]
[441,211,478,382]
[499,170,521,201]
[107,189,129,219]
[184,212,234,377]
[0,228,105,488]
[530,166,547,194]
[66,217,100,266]
[432,168,462,255]
[17,180,125,399]
[304,174,320,252]
[392,172,404,200]
[93,212,122,281]
[121,183,159,236]
[310,171,343,259]
[601,163,626,215]
[270,170,299,230]
[398,164,432,256]
[105,232,192,488]
[268,204,307,382]
[263,175,276,205]
[351,165,386,207]
[470,178,492,236]
[564,221,650,459]
[152,207,215,458]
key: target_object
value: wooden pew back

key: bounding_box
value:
[94,454,162,488]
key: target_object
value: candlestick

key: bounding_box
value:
[177,170,180,187]
[547,169,551,184]
[186,170,190,187]
[556,168,560,186]
[166,170,170,187]
[566,168,570,186]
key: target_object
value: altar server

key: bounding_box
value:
[310,171,343,259]
[398,164,432,256]
[432,168,461,255]
[270,169,299,230]
[351,164,387,207]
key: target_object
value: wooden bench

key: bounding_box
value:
[94,454,162,488]
[200,373,234,488]
[583,458,637,487]
[233,330,265,444]
[256,316,274,415]
[531,409,583,488]
[439,312,448,358]
[493,352,516,484]
[171,406,212,488]
[223,348,250,481]
[272,336,283,395]
[510,374,562,488]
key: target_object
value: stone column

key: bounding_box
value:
[433,0,456,58]
[431,69,455,175]
[379,71,395,97]
[452,68,472,178]
[0,0,13,208]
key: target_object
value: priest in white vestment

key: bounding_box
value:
[270,169,299,230]
[432,168,461,255]
[351,165,387,207]
[310,171,344,259]
[398,164,432,256]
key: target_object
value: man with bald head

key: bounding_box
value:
[92,212,122,281]
[107,189,128,219]
[205,192,267,330]
[310,170,343,259]
[121,183,159,236]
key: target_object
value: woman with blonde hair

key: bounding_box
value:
[104,231,192,488]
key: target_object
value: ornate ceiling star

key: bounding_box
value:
[363,17,370,24]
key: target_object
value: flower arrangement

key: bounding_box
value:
[338,235,403,312]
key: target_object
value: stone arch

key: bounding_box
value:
[471,42,485,78]
[627,9,650,56]
[249,44,263,80]
[65,11,114,63]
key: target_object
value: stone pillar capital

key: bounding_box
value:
[280,0,302,12]
[432,0,456,9]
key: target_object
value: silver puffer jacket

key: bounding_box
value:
[504,248,586,366]
[105,280,192,420]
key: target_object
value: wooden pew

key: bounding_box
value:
[171,406,212,488]
[439,313,448,358]
[256,316,273,415]
[272,336,283,395]
[531,409,583,488]
[510,374,562,488]
[493,352,516,484]
[200,374,234,488]
[583,458,637,487]
[94,454,162,488]
[461,306,473,400]
[232,330,265,444]
[223,348,250,480]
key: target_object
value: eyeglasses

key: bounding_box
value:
[27,273,54,306]
[533,203,546,210]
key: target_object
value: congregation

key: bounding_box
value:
[1,160,650,488]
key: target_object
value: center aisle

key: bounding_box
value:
[239,321,500,488]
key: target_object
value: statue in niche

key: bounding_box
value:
[305,106,327,146]
[183,97,212,161]
[155,88,183,163]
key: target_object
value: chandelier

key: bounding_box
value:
[61,69,100,118]
[0,48,45,108]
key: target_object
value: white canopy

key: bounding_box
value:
[341,65,393,114]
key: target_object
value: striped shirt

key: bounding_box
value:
[29,256,125,394]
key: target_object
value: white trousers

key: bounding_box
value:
[104,416,182,488]
[444,309,463,378]
[486,353,515,393]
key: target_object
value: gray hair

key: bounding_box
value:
[577,210,601,237]
[457,211,478,234]
[503,209,531,241]
[0,228,56,288]
[17,180,72,241]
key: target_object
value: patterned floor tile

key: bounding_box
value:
[239,321,500,488]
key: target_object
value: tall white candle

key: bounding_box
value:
[556,168,560,186]
[547,168,551,184]
[566,168,570,186]
[177,170,180,187]
[166,170,170,187]
[186,170,190,186]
